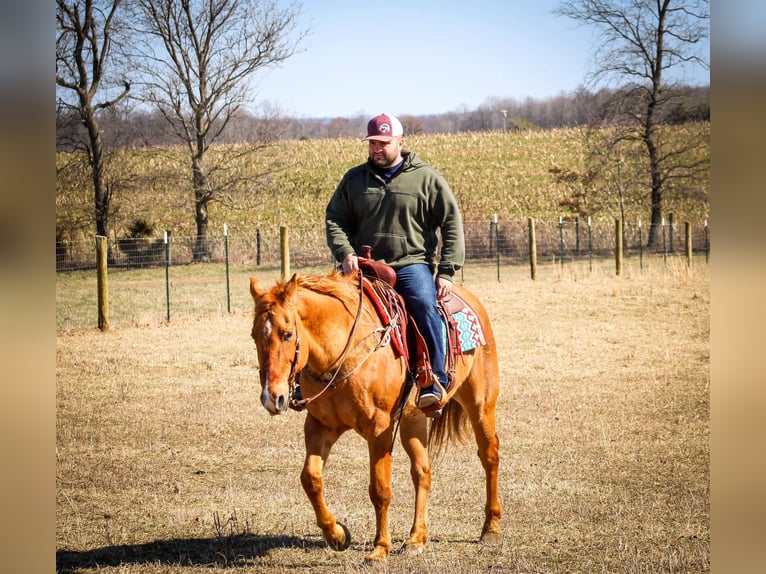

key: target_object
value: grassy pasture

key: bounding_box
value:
[56,259,709,573]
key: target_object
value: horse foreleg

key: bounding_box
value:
[300,414,350,551]
[398,413,431,555]
[364,427,395,562]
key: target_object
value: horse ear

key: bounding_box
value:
[285,273,299,302]
[250,277,266,301]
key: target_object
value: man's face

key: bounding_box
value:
[367,136,403,169]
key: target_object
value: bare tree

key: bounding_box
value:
[128,0,307,261]
[555,0,709,246]
[56,0,130,241]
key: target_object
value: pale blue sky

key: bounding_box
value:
[252,0,711,119]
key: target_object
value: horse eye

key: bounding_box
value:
[283,331,293,342]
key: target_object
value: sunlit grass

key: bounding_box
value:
[57,260,709,573]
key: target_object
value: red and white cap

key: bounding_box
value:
[362,113,403,142]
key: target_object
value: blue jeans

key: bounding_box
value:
[394,264,447,388]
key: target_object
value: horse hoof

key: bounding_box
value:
[480,529,503,545]
[328,521,351,551]
[401,542,425,556]
[363,547,389,562]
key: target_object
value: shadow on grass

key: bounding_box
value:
[56,533,327,572]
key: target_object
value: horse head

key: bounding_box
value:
[249,274,302,415]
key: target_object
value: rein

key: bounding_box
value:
[290,272,380,410]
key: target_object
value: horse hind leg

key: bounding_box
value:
[458,369,503,544]
[471,406,503,544]
[478,434,503,543]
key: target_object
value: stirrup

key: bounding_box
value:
[417,377,446,413]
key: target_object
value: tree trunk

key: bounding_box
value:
[192,154,211,262]
[84,108,116,263]
[645,127,663,247]
[646,0,669,248]
[85,110,109,238]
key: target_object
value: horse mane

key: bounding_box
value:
[296,270,367,319]
[254,270,361,317]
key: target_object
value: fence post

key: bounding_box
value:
[615,218,623,276]
[558,216,564,270]
[575,216,580,256]
[685,221,692,268]
[668,213,675,253]
[224,223,231,312]
[95,235,109,332]
[493,213,500,281]
[280,225,290,280]
[528,217,537,281]
[488,218,495,259]
[704,220,709,264]
[588,215,593,272]
[256,228,262,266]
[638,219,644,272]
[164,230,171,322]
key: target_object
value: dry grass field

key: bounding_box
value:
[56,259,709,573]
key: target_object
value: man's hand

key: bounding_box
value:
[342,252,359,274]
[436,276,453,299]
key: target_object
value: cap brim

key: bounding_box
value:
[362,135,396,142]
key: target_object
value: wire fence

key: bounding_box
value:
[56,217,710,272]
[55,217,710,332]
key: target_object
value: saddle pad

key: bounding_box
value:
[440,301,488,353]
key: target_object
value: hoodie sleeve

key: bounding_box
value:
[431,175,465,279]
[325,172,357,263]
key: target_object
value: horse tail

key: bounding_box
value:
[427,400,470,459]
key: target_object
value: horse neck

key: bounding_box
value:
[296,287,361,372]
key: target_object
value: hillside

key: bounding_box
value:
[56,124,709,241]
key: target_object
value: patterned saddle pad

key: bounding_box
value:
[438,292,488,354]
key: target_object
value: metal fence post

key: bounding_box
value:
[615,219,623,276]
[224,223,231,312]
[704,220,709,264]
[685,221,692,268]
[588,215,593,272]
[558,216,564,270]
[575,216,580,256]
[164,230,171,322]
[256,228,262,266]
[493,214,500,281]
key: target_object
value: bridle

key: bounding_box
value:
[289,272,391,411]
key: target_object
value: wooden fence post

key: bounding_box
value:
[615,218,623,276]
[95,235,109,331]
[528,217,537,280]
[280,225,290,280]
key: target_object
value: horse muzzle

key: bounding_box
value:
[260,384,289,415]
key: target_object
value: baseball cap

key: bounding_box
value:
[362,113,403,142]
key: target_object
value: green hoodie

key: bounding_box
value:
[325,150,465,279]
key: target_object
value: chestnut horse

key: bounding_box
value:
[249,270,501,561]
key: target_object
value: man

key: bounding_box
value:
[325,113,465,413]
